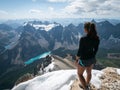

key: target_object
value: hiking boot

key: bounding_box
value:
[84,85,90,90]
[79,84,90,90]
[79,84,84,89]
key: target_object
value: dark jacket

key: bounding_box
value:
[77,35,100,60]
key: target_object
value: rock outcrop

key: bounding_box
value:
[15,73,34,85]
[70,67,120,90]
[100,67,120,90]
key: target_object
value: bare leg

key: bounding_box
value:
[77,64,86,89]
[86,64,93,85]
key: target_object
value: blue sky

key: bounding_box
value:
[0,0,120,20]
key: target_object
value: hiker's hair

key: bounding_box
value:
[84,22,98,39]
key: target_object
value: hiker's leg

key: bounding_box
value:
[86,64,93,85]
[77,64,86,89]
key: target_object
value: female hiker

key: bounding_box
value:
[76,22,100,90]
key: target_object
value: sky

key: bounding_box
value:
[0,0,120,20]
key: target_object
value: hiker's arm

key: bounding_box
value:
[76,38,83,61]
[94,39,100,55]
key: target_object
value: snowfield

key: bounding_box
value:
[23,22,60,31]
[12,69,103,90]
[33,24,59,31]
[117,69,120,75]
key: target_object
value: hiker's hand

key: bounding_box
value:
[76,56,79,61]
[74,56,79,67]
[74,59,78,67]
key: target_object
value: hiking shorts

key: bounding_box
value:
[78,58,96,67]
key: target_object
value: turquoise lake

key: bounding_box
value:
[24,51,51,65]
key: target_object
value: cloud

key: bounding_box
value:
[48,7,54,11]
[0,10,8,15]
[63,0,120,18]
[29,9,42,14]
[48,0,71,3]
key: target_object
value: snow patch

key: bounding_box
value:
[109,34,120,43]
[23,22,60,31]
[91,70,103,89]
[43,57,56,73]
[23,22,28,26]
[117,69,120,75]
[12,70,77,90]
[12,69,104,90]
[33,24,59,31]
[44,62,55,72]
[74,32,82,39]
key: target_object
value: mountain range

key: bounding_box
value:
[0,19,120,89]
[0,20,120,64]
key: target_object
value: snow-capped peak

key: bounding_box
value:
[109,34,120,43]
[23,21,60,31]
[32,24,59,31]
